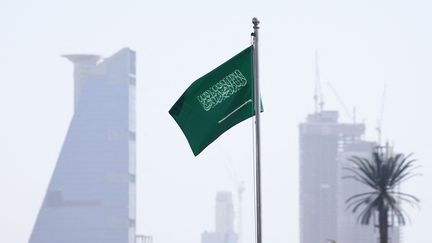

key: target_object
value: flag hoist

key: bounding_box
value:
[169,17,263,243]
[251,17,263,243]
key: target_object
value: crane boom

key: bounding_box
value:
[376,84,387,146]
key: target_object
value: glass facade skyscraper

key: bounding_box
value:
[29,48,136,243]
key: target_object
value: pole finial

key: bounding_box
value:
[252,17,260,29]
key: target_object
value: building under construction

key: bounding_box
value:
[299,53,400,243]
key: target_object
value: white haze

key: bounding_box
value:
[1,0,431,243]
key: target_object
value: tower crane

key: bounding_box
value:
[327,82,354,122]
[376,85,387,147]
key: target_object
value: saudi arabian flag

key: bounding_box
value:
[169,46,260,156]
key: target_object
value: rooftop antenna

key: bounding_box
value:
[314,50,325,113]
[376,84,387,146]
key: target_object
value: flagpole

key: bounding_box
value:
[252,17,263,243]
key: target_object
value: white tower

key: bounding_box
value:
[202,191,238,243]
[215,192,235,233]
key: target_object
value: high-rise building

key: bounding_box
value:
[299,110,400,243]
[337,142,378,243]
[215,192,235,233]
[29,48,136,243]
[202,192,238,243]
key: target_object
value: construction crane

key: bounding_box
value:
[376,85,387,146]
[327,82,354,122]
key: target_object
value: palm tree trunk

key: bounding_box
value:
[379,204,389,243]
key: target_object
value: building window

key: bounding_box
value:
[129,131,136,141]
[130,77,136,86]
[130,174,136,183]
[129,218,136,227]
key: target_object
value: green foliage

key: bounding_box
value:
[345,151,420,226]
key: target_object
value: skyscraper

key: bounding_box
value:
[29,48,136,243]
[215,192,235,233]
[202,192,238,243]
[299,110,399,243]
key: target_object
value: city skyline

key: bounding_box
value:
[1,1,430,243]
[299,109,399,243]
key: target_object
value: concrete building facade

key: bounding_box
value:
[299,110,399,243]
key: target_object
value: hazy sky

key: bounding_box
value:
[1,0,431,243]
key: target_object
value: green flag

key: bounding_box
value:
[169,46,260,156]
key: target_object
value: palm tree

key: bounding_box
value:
[344,149,420,243]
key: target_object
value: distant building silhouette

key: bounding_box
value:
[202,192,238,243]
[299,110,399,243]
[29,48,137,243]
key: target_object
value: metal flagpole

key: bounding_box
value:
[252,17,263,243]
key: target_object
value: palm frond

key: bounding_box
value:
[344,151,419,228]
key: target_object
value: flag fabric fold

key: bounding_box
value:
[169,46,260,156]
